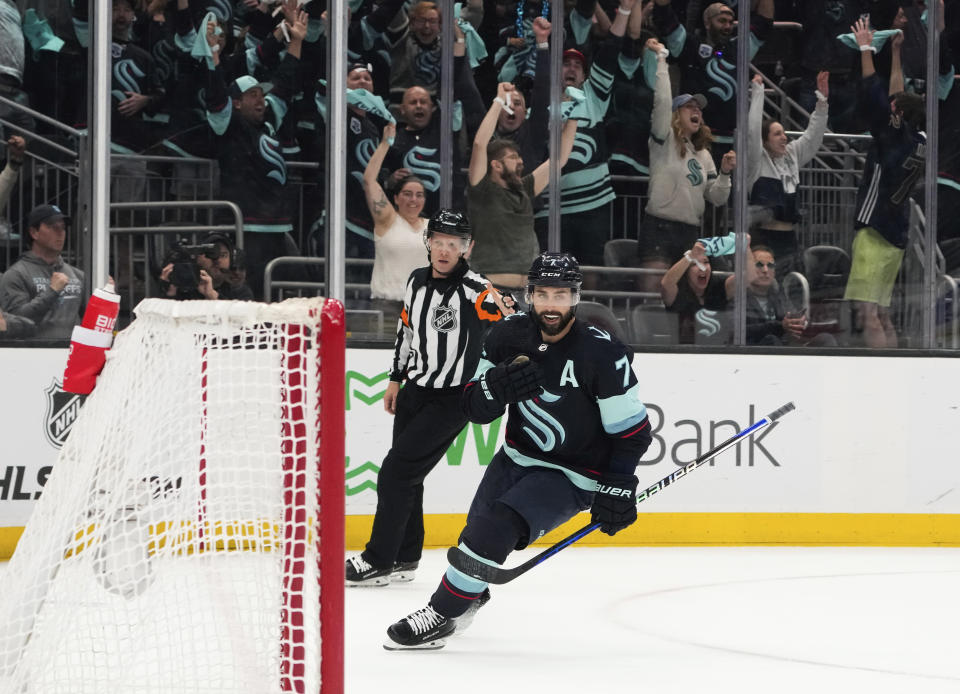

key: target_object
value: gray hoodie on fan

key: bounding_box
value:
[0,252,85,340]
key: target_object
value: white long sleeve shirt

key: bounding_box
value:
[0,162,19,219]
[645,55,731,227]
[746,79,828,217]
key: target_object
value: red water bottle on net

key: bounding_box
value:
[63,280,121,394]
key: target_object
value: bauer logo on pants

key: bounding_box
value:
[431,306,458,333]
[43,379,86,449]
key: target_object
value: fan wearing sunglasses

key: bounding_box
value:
[743,245,836,347]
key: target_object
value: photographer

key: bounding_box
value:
[196,233,254,301]
[157,234,253,301]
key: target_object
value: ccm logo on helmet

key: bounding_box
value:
[596,483,632,497]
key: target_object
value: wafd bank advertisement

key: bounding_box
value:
[2,347,960,553]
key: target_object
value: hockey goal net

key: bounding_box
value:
[0,297,345,694]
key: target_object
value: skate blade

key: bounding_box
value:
[382,637,448,651]
[389,571,416,583]
[346,576,390,587]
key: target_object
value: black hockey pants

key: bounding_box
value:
[363,383,468,569]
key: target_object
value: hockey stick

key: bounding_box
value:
[446,401,796,585]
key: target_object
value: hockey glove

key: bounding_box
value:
[591,472,639,536]
[479,355,543,404]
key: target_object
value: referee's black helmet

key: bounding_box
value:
[426,209,471,240]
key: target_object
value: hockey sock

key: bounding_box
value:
[430,573,485,618]
[431,502,527,618]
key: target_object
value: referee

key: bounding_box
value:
[346,209,515,586]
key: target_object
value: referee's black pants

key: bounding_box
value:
[363,383,468,569]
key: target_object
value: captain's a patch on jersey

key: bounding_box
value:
[431,305,458,332]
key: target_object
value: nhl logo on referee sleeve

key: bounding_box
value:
[431,305,458,332]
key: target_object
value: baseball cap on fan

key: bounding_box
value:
[28,204,69,228]
[229,75,273,99]
[562,48,587,71]
[672,93,707,111]
[347,61,373,75]
[702,2,734,25]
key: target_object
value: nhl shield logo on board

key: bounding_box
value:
[43,379,86,449]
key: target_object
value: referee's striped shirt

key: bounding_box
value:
[389,260,504,389]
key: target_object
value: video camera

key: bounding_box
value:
[165,240,219,295]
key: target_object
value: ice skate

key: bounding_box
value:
[390,560,419,583]
[345,555,391,586]
[384,604,455,651]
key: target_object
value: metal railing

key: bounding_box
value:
[2,75,956,350]
[107,200,244,313]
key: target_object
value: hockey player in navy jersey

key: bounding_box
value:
[384,252,652,650]
[843,18,926,348]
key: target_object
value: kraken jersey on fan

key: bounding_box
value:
[534,40,619,219]
[854,74,927,249]
[205,55,300,233]
[464,314,651,485]
[653,3,772,137]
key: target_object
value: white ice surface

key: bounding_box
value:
[348,546,960,694]
[4,545,959,693]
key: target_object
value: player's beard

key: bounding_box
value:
[532,304,575,337]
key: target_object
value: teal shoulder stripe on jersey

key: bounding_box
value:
[940,176,960,192]
[243,223,293,233]
[471,357,495,381]
[161,139,195,158]
[72,16,89,48]
[665,25,685,58]
[109,142,136,155]
[535,188,617,217]
[556,178,606,196]
[938,66,955,100]
[245,46,259,77]
[560,165,612,191]
[559,191,618,216]
[207,100,232,135]
[142,112,170,124]
[590,64,615,93]
[346,219,374,241]
[570,10,592,46]
[360,16,379,51]
[266,93,288,128]
[609,154,649,175]
[598,383,648,435]
[618,54,641,80]
[643,50,658,89]
[503,443,597,491]
[174,30,196,53]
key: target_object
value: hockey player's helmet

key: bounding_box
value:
[526,252,582,306]
[527,252,582,289]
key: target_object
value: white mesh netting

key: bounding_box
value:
[1,298,333,694]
